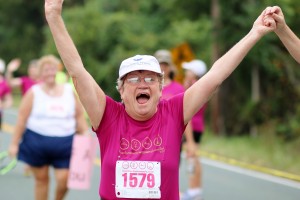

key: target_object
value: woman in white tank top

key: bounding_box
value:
[8,55,89,200]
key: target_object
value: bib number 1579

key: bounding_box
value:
[115,161,161,199]
[122,172,155,188]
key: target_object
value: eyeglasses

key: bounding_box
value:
[125,75,159,85]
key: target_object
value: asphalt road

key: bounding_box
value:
[1,108,300,200]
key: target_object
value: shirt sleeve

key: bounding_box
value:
[163,92,186,133]
[92,96,123,134]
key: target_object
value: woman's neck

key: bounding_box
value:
[42,82,61,96]
[164,78,172,86]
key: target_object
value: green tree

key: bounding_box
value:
[42,0,212,99]
[0,0,44,73]
[217,0,300,139]
[2,0,300,140]
[0,0,87,74]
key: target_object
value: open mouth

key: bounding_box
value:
[136,93,150,104]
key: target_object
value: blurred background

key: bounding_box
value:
[0,0,300,178]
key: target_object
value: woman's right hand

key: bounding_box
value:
[7,58,21,73]
[264,6,286,32]
[45,0,64,20]
[8,143,19,158]
[252,8,276,38]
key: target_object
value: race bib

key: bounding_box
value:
[115,160,161,199]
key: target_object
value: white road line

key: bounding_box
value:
[201,158,300,190]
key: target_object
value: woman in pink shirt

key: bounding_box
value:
[5,58,39,96]
[0,59,13,130]
[154,49,185,100]
[45,1,276,199]
[181,60,207,200]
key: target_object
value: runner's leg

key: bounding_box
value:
[31,165,50,200]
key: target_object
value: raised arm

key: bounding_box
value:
[5,58,22,88]
[183,9,276,124]
[44,0,105,129]
[265,6,300,64]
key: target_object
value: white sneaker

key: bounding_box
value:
[180,191,203,200]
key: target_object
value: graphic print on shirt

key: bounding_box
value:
[119,133,164,155]
[45,101,68,118]
[115,160,161,199]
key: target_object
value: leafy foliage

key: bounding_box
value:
[1,0,300,139]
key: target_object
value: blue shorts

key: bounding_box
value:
[18,129,74,169]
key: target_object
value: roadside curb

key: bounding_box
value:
[199,150,300,183]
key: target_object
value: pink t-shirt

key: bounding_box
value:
[0,80,11,99]
[161,81,185,100]
[20,76,37,96]
[191,104,206,132]
[94,93,186,200]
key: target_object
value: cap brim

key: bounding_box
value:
[119,65,162,79]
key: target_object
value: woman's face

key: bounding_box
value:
[28,65,39,80]
[160,62,171,78]
[183,70,197,89]
[119,70,162,121]
[40,62,58,84]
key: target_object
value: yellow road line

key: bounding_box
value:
[199,150,300,182]
[2,123,15,134]
[94,157,101,166]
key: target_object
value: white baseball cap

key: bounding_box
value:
[182,59,207,77]
[154,49,173,66]
[0,58,5,73]
[154,49,176,72]
[119,55,162,79]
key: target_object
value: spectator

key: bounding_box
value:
[5,58,39,96]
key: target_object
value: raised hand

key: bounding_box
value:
[45,0,64,20]
[264,6,286,32]
[252,9,276,37]
[263,6,300,64]
[7,58,21,73]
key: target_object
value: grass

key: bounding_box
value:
[11,89,22,108]
[201,127,300,177]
